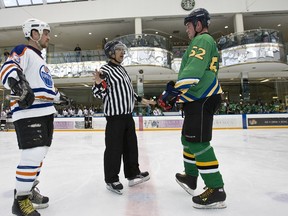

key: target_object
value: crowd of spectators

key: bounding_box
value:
[217,29,281,51]
[52,99,287,117]
[217,100,287,114]
[54,103,165,117]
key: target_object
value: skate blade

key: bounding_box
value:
[193,201,227,209]
[106,186,123,195]
[128,176,150,187]
[175,178,194,196]
[33,203,49,209]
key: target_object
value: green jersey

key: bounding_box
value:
[175,33,223,103]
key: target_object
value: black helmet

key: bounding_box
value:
[184,8,210,28]
[104,40,127,58]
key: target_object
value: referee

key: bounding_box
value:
[92,40,154,194]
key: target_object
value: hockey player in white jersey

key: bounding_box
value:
[0,18,67,216]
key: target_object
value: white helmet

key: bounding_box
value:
[22,18,50,39]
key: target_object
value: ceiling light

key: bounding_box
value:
[224,26,228,29]
[54,35,58,37]
[277,24,281,27]
[89,32,92,35]
[260,79,269,83]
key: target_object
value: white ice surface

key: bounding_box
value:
[1,129,288,216]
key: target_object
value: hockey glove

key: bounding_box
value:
[161,81,180,103]
[157,81,180,111]
[157,94,173,111]
[8,69,35,109]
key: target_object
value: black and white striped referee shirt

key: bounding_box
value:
[92,61,141,116]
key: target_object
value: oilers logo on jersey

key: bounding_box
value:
[39,65,53,88]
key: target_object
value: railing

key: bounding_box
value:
[47,50,106,64]
[46,33,175,77]
[114,33,172,50]
[44,30,288,77]
[216,29,284,50]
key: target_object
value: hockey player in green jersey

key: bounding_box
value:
[159,8,226,209]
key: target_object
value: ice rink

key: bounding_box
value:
[1,128,288,216]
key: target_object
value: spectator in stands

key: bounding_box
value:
[152,106,163,116]
[217,35,226,50]
[89,107,95,116]
[3,49,10,61]
[74,44,82,62]
[225,33,237,48]
[0,109,7,130]
[241,33,249,45]
[77,107,83,117]
[137,35,147,46]
[270,31,279,43]
[83,106,89,116]
[68,107,75,117]
[261,31,270,42]
[63,108,69,117]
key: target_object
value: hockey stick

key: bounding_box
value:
[6,95,65,104]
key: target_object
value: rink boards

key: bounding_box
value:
[3,113,288,131]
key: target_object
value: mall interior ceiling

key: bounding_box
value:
[0,3,288,105]
[1,10,288,51]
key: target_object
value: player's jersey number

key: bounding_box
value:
[189,46,205,60]
[189,46,218,73]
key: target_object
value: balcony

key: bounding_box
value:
[46,34,176,81]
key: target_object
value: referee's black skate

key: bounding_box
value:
[192,187,227,209]
[175,173,197,195]
[12,190,40,216]
[106,181,123,195]
[29,180,49,209]
[128,171,150,187]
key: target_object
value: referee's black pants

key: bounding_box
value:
[104,114,140,183]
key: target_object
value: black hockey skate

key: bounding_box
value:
[192,187,227,209]
[128,171,150,187]
[12,191,40,216]
[30,180,49,209]
[106,181,124,195]
[175,173,197,195]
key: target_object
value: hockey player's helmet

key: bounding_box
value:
[22,18,50,39]
[184,8,210,28]
[104,40,127,58]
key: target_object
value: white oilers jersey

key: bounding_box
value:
[0,44,59,122]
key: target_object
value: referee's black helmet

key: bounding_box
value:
[104,40,127,58]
